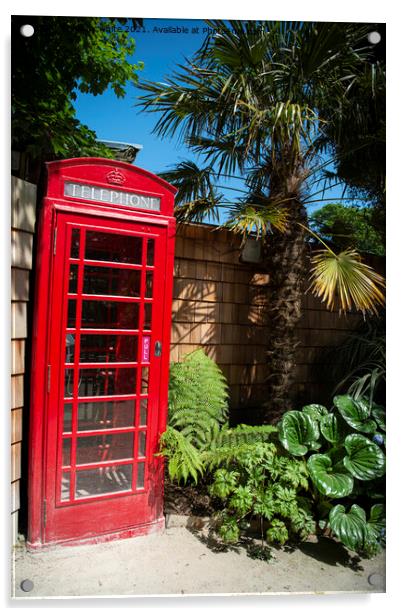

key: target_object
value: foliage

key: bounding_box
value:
[308,246,385,315]
[209,442,316,548]
[310,203,385,256]
[138,19,385,418]
[12,16,143,160]
[330,318,385,404]
[159,350,277,483]
[318,23,385,207]
[278,395,386,557]
[168,349,229,442]
[161,351,385,559]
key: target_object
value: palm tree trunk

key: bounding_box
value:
[262,199,308,423]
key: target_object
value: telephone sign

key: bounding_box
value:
[27,158,176,548]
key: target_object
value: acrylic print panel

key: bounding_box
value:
[13,10,386,599]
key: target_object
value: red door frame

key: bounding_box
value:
[27,159,176,548]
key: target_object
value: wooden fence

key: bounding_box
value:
[171,223,364,414]
[11,176,37,543]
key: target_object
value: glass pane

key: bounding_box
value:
[141,367,149,394]
[61,472,71,501]
[70,229,80,258]
[145,272,153,298]
[63,403,73,432]
[139,399,148,426]
[143,304,152,331]
[76,433,134,465]
[68,300,76,328]
[83,266,141,297]
[65,333,76,363]
[138,432,146,458]
[81,301,140,329]
[85,231,142,264]
[146,239,154,266]
[80,334,138,363]
[77,400,136,431]
[75,465,132,498]
[64,369,74,397]
[69,264,79,293]
[78,368,137,397]
[62,438,71,466]
[136,462,145,489]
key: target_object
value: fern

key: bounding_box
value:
[161,351,278,483]
[210,424,277,449]
[202,426,278,470]
[168,349,229,446]
[158,427,204,484]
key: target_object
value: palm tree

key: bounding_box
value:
[138,20,385,422]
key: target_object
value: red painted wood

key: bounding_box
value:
[28,158,176,548]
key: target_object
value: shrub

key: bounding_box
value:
[209,441,316,547]
[277,395,386,557]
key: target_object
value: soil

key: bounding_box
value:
[163,473,217,516]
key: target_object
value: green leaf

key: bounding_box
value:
[307,454,354,497]
[320,413,347,444]
[343,434,386,480]
[371,403,386,432]
[333,395,378,433]
[219,516,240,543]
[366,503,386,543]
[302,404,328,422]
[254,490,276,519]
[368,504,385,531]
[278,411,320,456]
[229,486,254,515]
[210,469,239,499]
[266,519,289,545]
[328,504,367,552]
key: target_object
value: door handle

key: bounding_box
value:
[154,341,162,357]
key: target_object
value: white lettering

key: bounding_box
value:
[64,182,161,211]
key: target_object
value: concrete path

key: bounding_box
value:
[12,527,385,599]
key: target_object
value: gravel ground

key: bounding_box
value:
[12,525,385,599]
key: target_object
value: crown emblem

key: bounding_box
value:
[106,169,126,185]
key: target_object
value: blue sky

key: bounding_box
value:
[73,17,355,220]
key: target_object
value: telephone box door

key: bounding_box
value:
[38,212,169,544]
[40,212,168,544]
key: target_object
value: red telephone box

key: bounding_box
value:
[27,158,176,548]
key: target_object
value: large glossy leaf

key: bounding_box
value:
[320,413,347,444]
[302,404,328,422]
[307,454,354,497]
[343,434,386,480]
[371,403,386,432]
[333,395,377,433]
[366,504,386,542]
[329,504,367,552]
[278,411,320,456]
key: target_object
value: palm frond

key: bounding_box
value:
[225,201,289,239]
[158,160,222,223]
[308,247,385,315]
